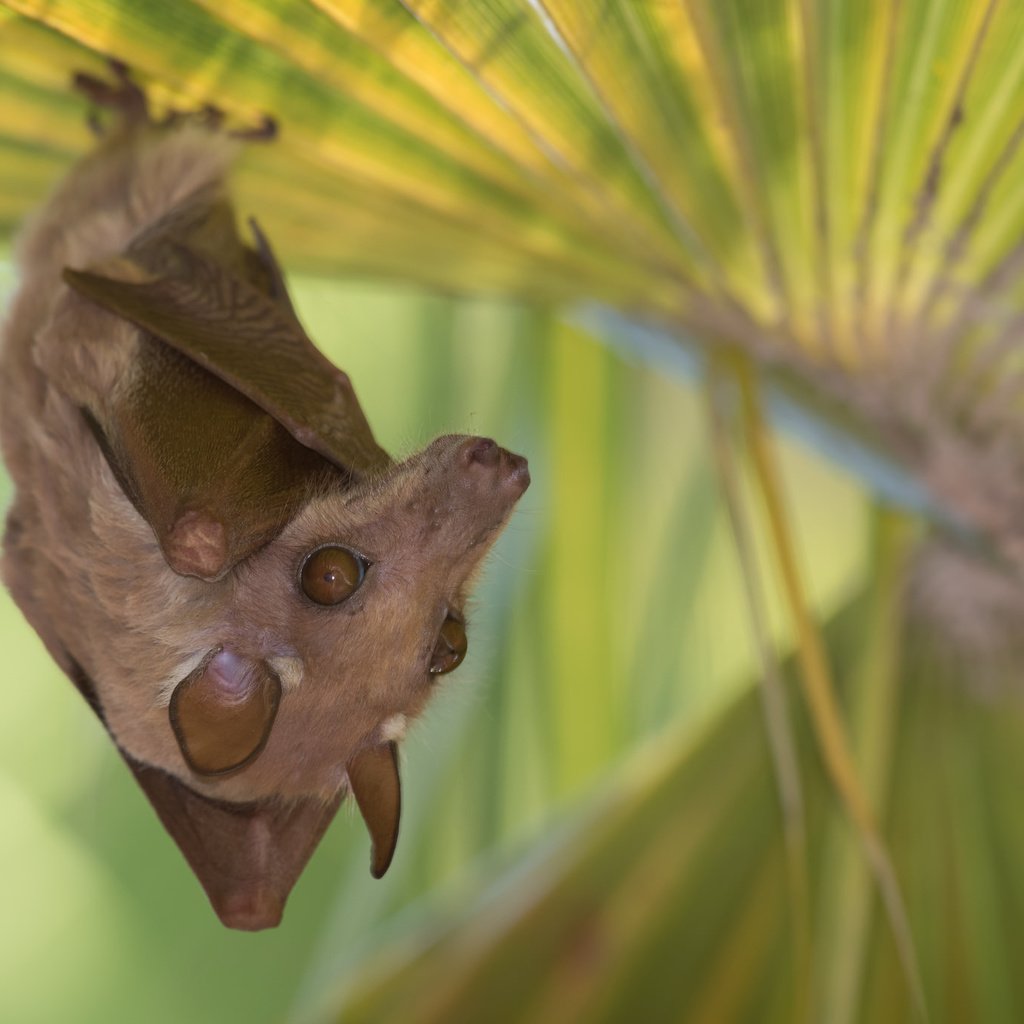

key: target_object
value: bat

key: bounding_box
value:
[0,67,529,930]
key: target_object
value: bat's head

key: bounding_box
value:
[199,433,530,802]
[137,431,529,925]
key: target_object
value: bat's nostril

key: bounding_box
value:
[462,436,500,467]
[504,453,531,494]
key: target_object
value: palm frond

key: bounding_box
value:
[321,553,1024,1024]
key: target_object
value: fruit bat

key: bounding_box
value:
[0,69,529,930]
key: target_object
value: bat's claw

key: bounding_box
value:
[230,113,278,142]
[73,58,149,134]
[74,60,277,143]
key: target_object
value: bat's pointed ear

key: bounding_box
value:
[347,741,402,879]
[169,649,281,776]
[67,659,337,931]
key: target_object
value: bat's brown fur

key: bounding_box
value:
[1,125,238,697]
[0,110,528,923]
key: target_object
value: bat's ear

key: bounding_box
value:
[347,742,402,878]
[169,649,281,776]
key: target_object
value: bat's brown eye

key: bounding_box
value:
[429,615,467,675]
[300,545,366,605]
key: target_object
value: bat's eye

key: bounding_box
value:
[429,615,467,675]
[300,545,367,605]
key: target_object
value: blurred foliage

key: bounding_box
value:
[2,1,1024,1022]
[326,515,1024,1024]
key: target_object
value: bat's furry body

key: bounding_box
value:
[2,127,244,783]
[0,104,528,927]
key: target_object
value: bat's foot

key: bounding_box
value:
[230,113,278,142]
[74,59,278,142]
[168,104,277,141]
[73,59,148,136]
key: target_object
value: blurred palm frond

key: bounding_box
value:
[322,523,1024,1024]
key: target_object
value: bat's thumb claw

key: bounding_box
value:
[347,741,402,879]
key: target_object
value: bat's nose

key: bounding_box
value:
[461,436,500,466]
[458,436,530,496]
[502,450,530,495]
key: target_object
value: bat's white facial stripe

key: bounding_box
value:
[157,648,208,705]
[379,713,408,742]
[266,654,304,692]
[160,650,305,703]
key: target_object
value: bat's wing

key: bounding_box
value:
[64,191,391,580]
[132,728,401,929]
[78,332,332,580]
[130,761,342,931]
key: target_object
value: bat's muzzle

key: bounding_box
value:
[459,436,531,496]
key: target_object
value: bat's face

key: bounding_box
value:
[168,433,529,804]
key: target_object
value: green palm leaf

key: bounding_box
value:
[324,534,1024,1023]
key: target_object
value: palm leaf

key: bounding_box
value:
[321,548,1024,1024]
